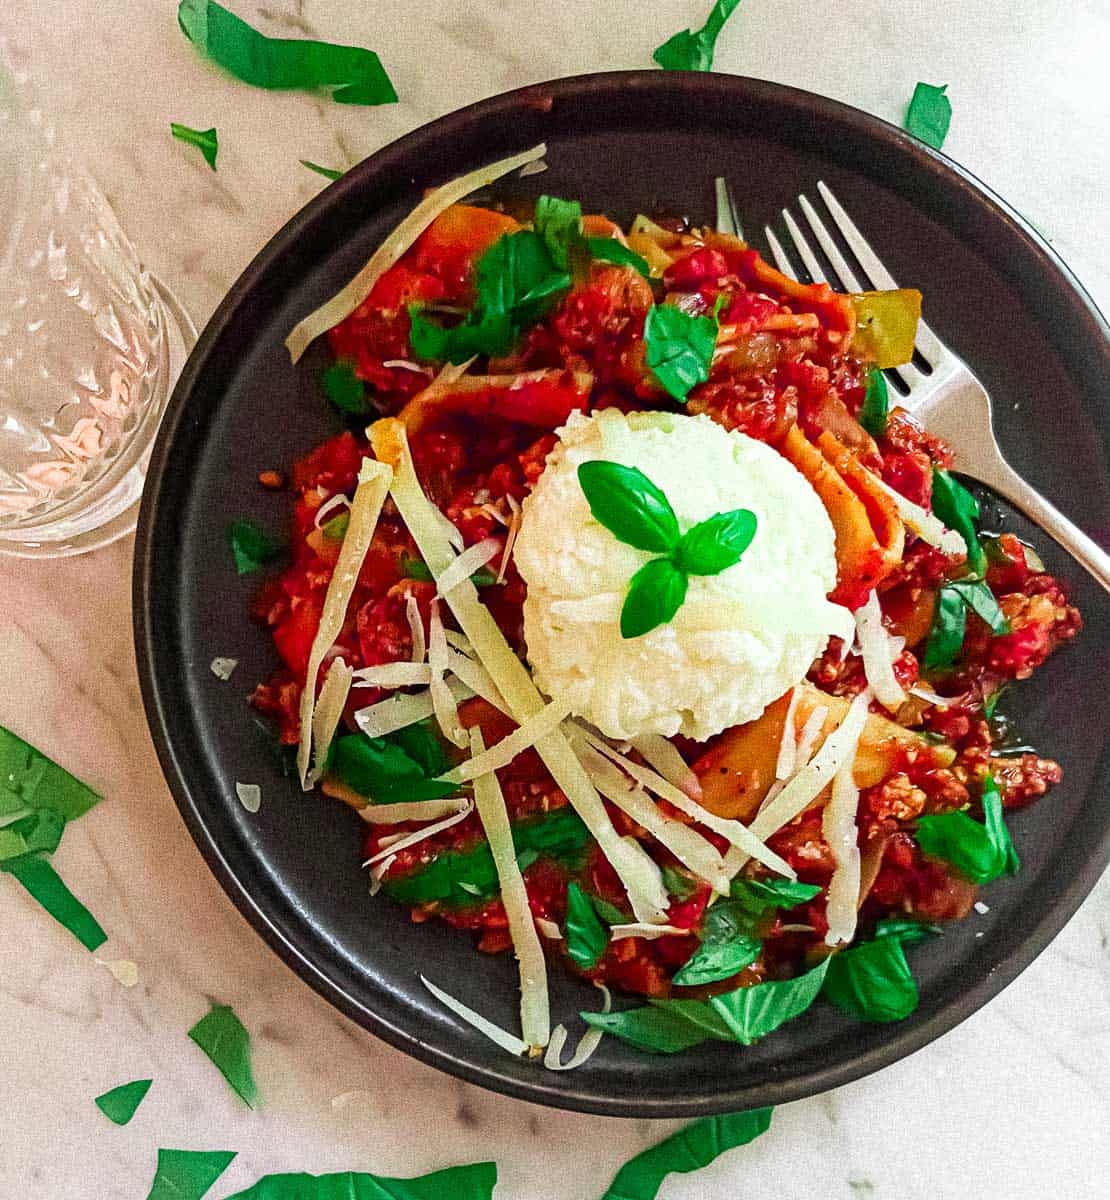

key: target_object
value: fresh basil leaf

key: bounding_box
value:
[514,848,541,875]
[10,808,65,855]
[144,1149,237,1200]
[577,461,681,553]
[220,1162,498,1200]
[187,1003,259,1108]
[915,774,1018,884]
[388,720,449,780]
[533,194,582,271]
[949,579,1010,635]
[475,230,571,326]
[931,469,985,576]
[859,367,889,436]
[661,864,697,899]
[408,307,515,365]
[321,512,349,541]
[672,906,760,987]
[2,854,107,950]
[652,0,744,72]
[301,159,344,181]
[601,1108,772,1200]
[823,937,918,1023]
[675,508,757,576]
[923,585,968,670]
[585,237,651,279]
[729,877,821,915]
[0,829,28,860]
[873,917,942,944]
[905,82,952,151]
[322,361,370,415]
[565,882,609,969]
[708,957,830,1044]
[591,895,627,926]
[331,733,458,804]
[582,1002,719,1054]
[621,558,688,639]
[94,1078,153,1126]
[170,123,219,170]
[178,0,397,106]
[0,725,101,822]
[643,304,718,402]
[227,519,284,575]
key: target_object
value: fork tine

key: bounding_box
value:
[798,193,866,292]
[816,181,946,364]
[714,178,744,240]
[763,227,798,280]
[781,209,827,283]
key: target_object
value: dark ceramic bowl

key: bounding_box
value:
[134,72,1110,1117]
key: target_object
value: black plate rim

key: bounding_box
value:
[134,70,1110,1118]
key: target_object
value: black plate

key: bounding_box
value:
[134,72,1110,1117]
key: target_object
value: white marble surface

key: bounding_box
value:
[2,2,1109,1197]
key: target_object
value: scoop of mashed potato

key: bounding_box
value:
[514,409,850,741]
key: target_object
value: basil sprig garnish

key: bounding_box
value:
[533,195,651,279]
[652,0,744,73]
[859,366,889,436]
[643,305,719,402]
[577,460,758,638]
[904,81,952,151]
[914,773,1020,884]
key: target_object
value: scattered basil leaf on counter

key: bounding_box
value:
[220,1162,498,1200]
[170,123,219,170]
[915,774,1019,884]
[301,159,345,181]
[873,916,942,943]
[322,361,371,415]
[905,82,952,150]
[621,558,689,639]
[187,1003,259,1108]
[178,0,397,106]
[652,0,744,72]
[94,1078,153,1126]
[931,469,986,576]
[533,194,583,271]
[672,900,760,987]
[0,725,101,822]
[585,237,651,279]
[729,876,821,915]
[143,1148,237,1200]
[600,1108,772,1200]
[923,584,968,669]
[577,461,681,554]
[661,865,697,899]
[0,828,28,860]
[675,507,758,576]
[822,935,919,1023]
[643,304,718,402]
[2,853,107,950]
[227,520,284,575]
[401,554,497,587]
[565,882,610,969]
[332,733,458,804]
[859,367,889,436]
[708,957,831,1044]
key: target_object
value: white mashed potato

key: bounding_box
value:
[514,409,851,740]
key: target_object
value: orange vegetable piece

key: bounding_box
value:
[411,204,521,297]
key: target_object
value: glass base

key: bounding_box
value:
[0,275,197,560]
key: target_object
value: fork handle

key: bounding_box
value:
[971,453,1110,594]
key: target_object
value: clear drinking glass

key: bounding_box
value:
[0,56,195,557]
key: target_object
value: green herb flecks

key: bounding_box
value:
[924,579,1009,670]
[143,1148,237,1200]
[905,82,952,151]
[219,1162,498,1200]
[577,460,757,639]
[301,160,344,181]
[187,1003,259,1108]
[601,1108,773,1200]
[170,123,219,170]
[585,238,651,278]
[94,1078,153,1126]
[652,0,744,72]
[178,0,397,106]
[565,882,609,969]
[643,304,719,402]
[322,361,371,415]
[859,367,889,436]
[227,520,284,575]
[915,773,1019,884]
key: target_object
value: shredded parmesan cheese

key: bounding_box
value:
[794,705,829,767]
[909,683,950,707]
[446,649,512,715]
[775,687,802,781]
[428,600,467,746]
[609,923,688,941]
[364,801,474,866]
[435,536,502,596]
[357,796,470,824]
[874,476,966,556]
[313,492,351,529]
[496,494,522,586]
[854,590,907,714]
[369,418,670,924]
[470,727,550,1052]
[404,594,426,665]
[536,918,562,940]
[544,985,610,1072]
[351,662,432,689]
[368,854,396,895]
[354,681,472,738]
[822,752,862,947]
[97,958,140,988]
[209,657,238,681]
[297,458,393,787]
[308,658,354,787]
[441,696,573,785]
[630,733,702,800]
[421,975,529,1057]
[286,144,547,361]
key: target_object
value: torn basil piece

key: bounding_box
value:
[2,854,107,951]
[220,1162,498,1200]
[143,1148,237,1200]
[187,1003,260,1108]
[94,1078,153,1126]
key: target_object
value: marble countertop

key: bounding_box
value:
[2,2,1108,1197]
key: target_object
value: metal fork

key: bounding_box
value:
[715,179,1110,593]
